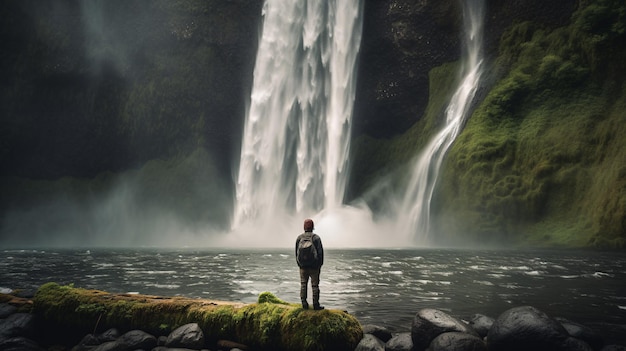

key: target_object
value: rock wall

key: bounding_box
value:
[352,0,577,139]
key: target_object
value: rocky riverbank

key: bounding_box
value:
[1,286,625,351]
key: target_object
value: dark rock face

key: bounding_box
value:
[411,308,478,351]
[354,0,461,138]
[487,306,572,351]
[0,0,580,180]
[353,0,578,140]
[0,0,264,179]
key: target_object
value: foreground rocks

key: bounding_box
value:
[357,305,626,351]
[4,284,362,351]
[2,287,625,351]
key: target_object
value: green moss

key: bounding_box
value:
[431,0,626,248]
[349,61,460,199]
[34,283,363,351]
[257,291,290,305]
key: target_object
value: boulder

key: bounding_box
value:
[117,329,157,350]
[73,333,100,351]
[563,336,595,351]
[385,332,413,351]
[556,317,604,350]
[165,323,205,349]
[97,328,120,343]
[487,306,571,351]
[362,324,393,343]
[0,312,36,339]
[0,336,45,351]
[73,329,121,351]
[91,330,156,351]
[468,313,493,338]
[355,334,385,351]
[411,308,478,350]
[428,332,486,351]
[0,304,18,319]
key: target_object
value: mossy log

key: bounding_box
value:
[33,283,363,351]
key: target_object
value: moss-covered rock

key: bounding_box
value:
[33,283,363,351]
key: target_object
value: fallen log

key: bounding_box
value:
[33,282,363,351]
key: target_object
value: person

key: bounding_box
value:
[295,218,324,310]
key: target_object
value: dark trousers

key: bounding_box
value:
[299,267,321,304]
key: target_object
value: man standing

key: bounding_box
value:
[295,218,324,310]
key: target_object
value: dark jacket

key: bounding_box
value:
[295,232,324,268]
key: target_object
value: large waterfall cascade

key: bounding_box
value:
[229,0,484,247]
[396,0,485,244]
[231,0,363,241]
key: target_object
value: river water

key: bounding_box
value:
[2,248,625,345]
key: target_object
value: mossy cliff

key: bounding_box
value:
[33,283,363,351]
[352,0,625,248]
[433,0,625,248]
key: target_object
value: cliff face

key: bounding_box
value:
[351,0,625,248]
[0,0,263,179]
[431,0,626,248]
[1,0,623,248]
[353,0,576,139]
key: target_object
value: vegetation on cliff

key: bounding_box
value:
[33,283,363,351]
[351,0,625,248]
[433,0,626,248]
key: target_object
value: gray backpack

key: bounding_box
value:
[297,233,318,266]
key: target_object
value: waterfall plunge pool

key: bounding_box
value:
[2,247,625,345]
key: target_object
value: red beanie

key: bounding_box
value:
[304,219,314,232]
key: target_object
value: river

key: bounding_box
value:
[1,247,625,345]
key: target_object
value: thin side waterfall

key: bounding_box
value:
[398,0,485,244]
[232,0,363,232]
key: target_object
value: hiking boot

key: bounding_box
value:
[313,304,325,310]
[301,300,309,309]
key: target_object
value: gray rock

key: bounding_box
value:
[97,328,120,343]
[355,334,385,351]
[0,336,45,351]
[487,305,571,351]
[556,317,604,350]
[385,332,412,351]
[468,313,494,338]
[563,336,595,351]
[428,331,486,351]
[117,329,156,350]
[91,330,156,351]
[0,313,35,339]
[0,304,18,319]
[362,324,393,343]
[411,308,478,350]
[165,323,205,349]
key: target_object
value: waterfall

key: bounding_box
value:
[232,0,363,232]
[397,0,485,244]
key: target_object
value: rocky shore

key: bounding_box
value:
[1,286,625,351]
